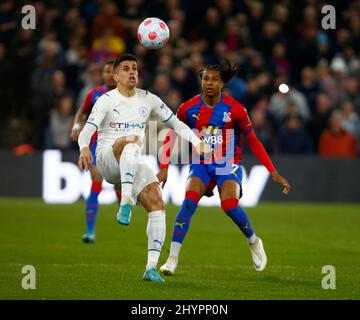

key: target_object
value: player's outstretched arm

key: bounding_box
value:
[167,115,212,154]
[152,96,212,155]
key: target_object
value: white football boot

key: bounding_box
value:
[249,236,267,272]
[160,256,178,276]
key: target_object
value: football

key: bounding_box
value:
[137,17,170,49]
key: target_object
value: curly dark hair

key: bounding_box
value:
[199,59,240,83]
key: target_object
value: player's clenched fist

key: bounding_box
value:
[78,146,93,172]
[195,142,213,155]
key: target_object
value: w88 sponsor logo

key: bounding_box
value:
[201,126,223,145]
[203,135,223,145]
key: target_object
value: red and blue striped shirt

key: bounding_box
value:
[161,93,275,173]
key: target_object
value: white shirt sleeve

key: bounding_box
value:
[151,93,202,146]
[78,122,97,150]
[86,94,110,129]
[78,94,109,150]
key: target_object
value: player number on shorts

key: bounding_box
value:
[231,164,239,174]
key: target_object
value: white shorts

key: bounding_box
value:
[96,146,159,199]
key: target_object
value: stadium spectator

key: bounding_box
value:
[49,94,74,150]
[256,20,283,58]
[91,1,126,40]
[295,66,320,114]
[199,8,223,51]
[316,32,332,63]
[167,88,182,112]
[269,86,310,125]
[76,62,103,109]
[278,114,313,155]
[52,70,72,101]
[340,100,360,146]
[339,76,360,115]
[37,31,64,67]
[247,107,277,154]
[308,93,333,149]
[326,58,348,104]
[224,18,240,52]
[28,56,58,148]
[171,64,197,100]
[151,73,171,101]
[269,42,289,78]
[89,27,126,62]
[318,110,358,158]
[331,44,360,75]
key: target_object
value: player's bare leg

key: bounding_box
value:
[138,182,166,282]
[220,180,267,272]
[82,166,103,243]
[160,177,206,275]
[112,135,141,225]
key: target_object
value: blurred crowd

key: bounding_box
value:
[0,0,359,159]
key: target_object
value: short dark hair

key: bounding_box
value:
[199,59,239,83]
[113,54,137,71]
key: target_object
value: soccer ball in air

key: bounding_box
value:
[137,17,170,49]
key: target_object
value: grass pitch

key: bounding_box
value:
[0,198,359,300]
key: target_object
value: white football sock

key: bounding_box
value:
[119,143,141,205]
[248,233,257,244]
[146,210,166,270]
[169,242,182,258]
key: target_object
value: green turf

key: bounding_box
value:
[0,198,359,300]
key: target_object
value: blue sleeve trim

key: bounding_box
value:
[86,122,98,129]
[163,113,174,123]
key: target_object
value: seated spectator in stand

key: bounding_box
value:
[52,70,72,101]
[339,76,360,115]
[339,100,360,147]
[167,88,182,113]
[269,42,289,78]
[295,66,320,114]
[89,27,126,62]
[49,94,74,150]
[76,62,103,109]
[91,0,125,40]
[331,44,360,75]
[308,93,333,149]
[278,114,313,154]
[318,110,358,158]
[325,58,347,105]
[245,107,277,154]
[269,85,310,126]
